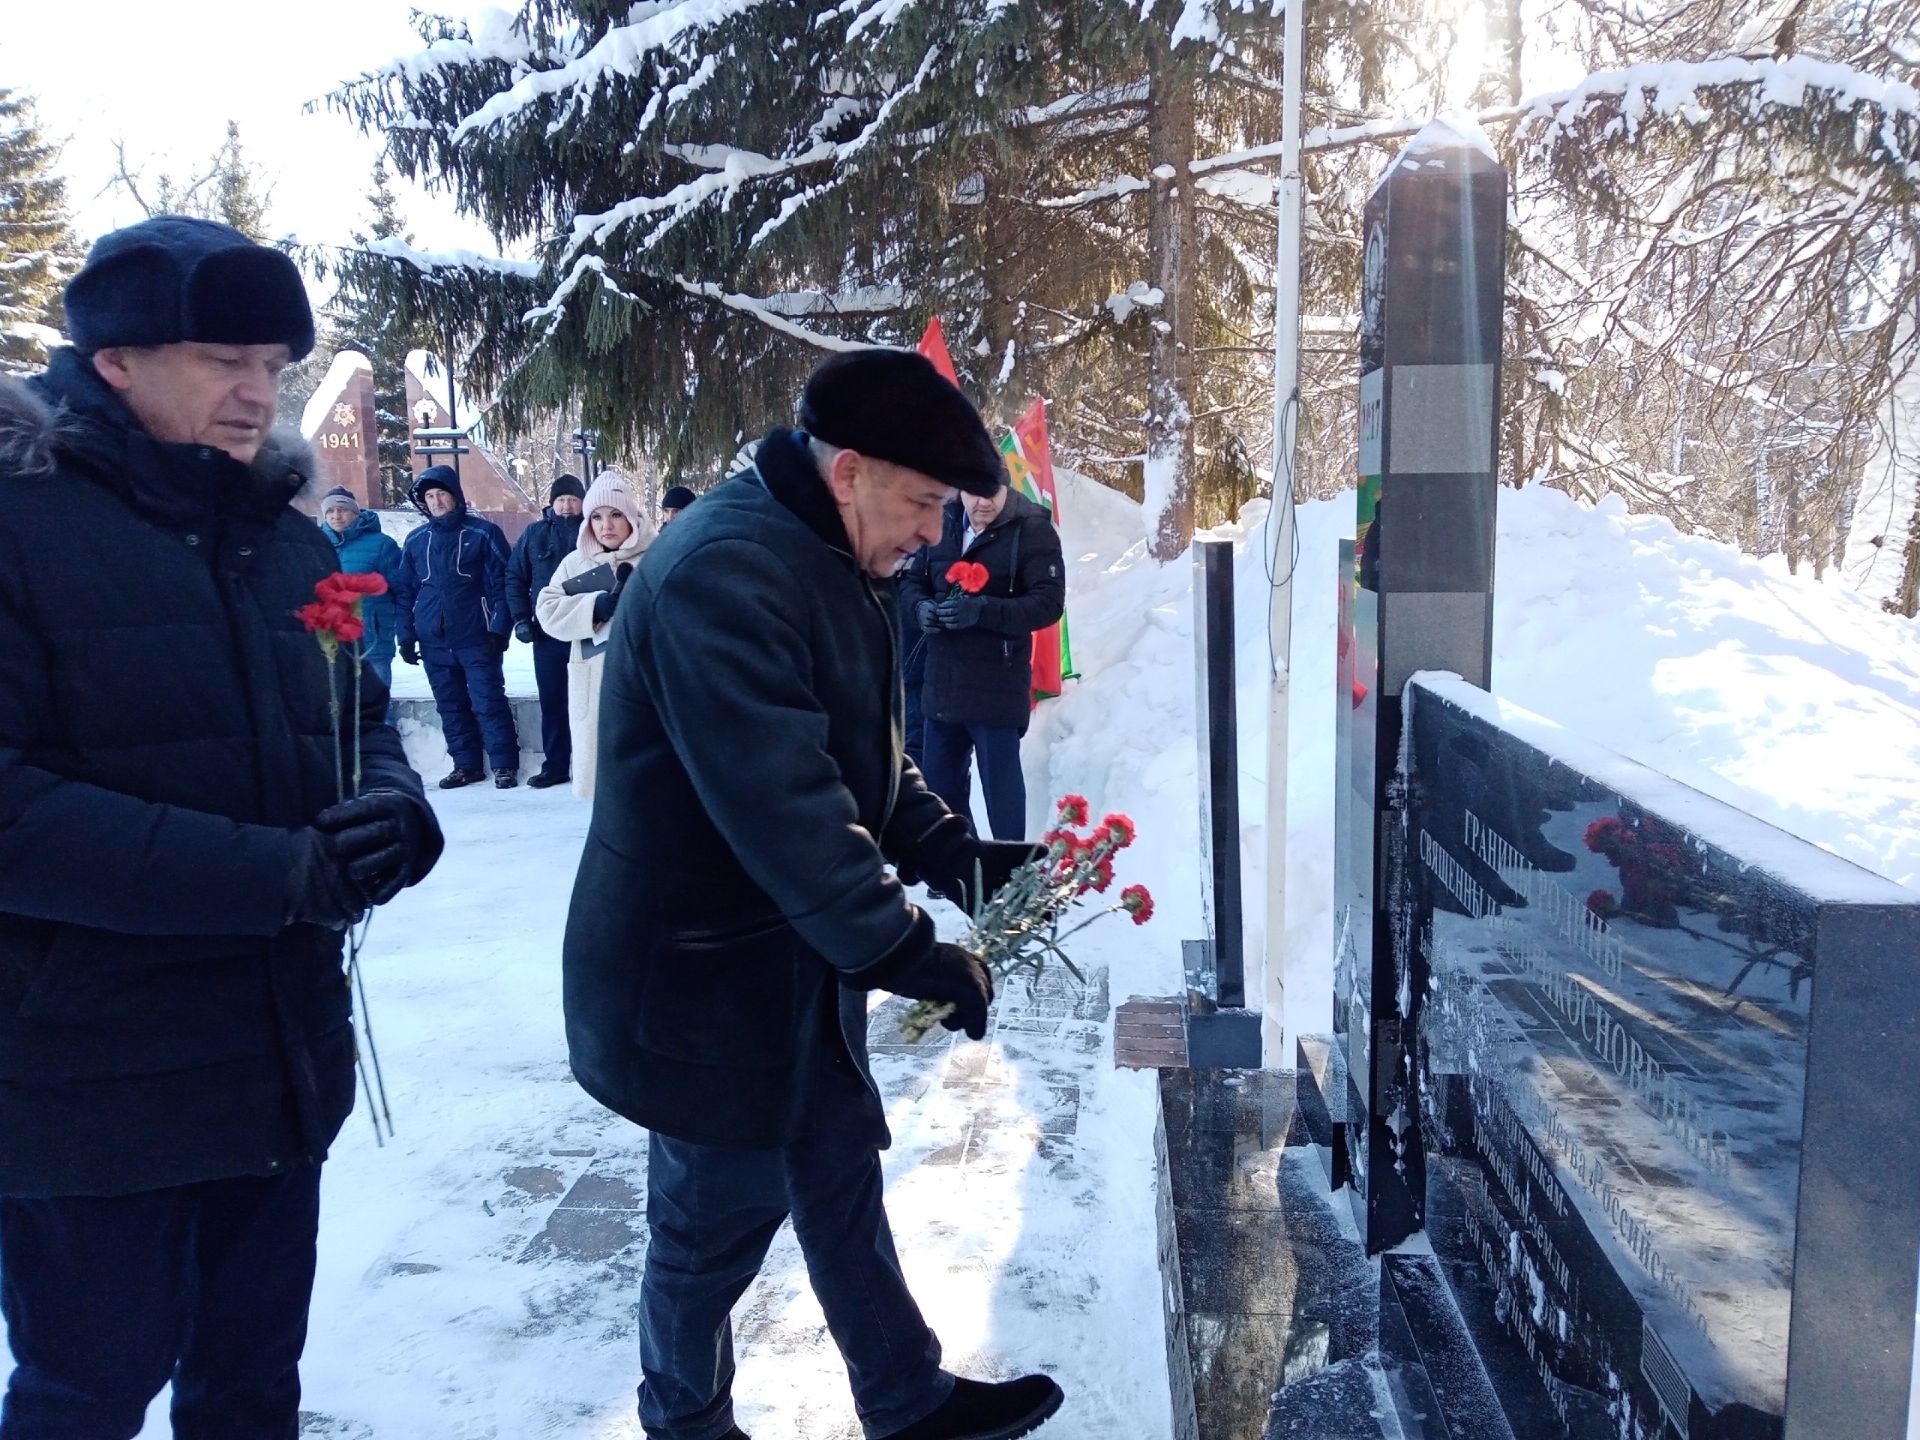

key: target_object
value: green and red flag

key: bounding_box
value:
[999,399,1077,706]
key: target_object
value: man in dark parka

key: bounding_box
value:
[899,486,1064,840]
[507,472,587,787]
[0,216,443,1437]
[392,464,521,788]
[564,350,1064,1440]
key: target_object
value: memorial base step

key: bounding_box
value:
[1157,1063,1547,1439]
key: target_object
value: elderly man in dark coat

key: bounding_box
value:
[564,350,1064,1440]
[0,217,443,1437]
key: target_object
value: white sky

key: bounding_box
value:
[2,0,500,299]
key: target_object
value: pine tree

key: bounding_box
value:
[0,88,82,375]
[331,0,1920,569]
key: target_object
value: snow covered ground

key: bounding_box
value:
[6,473,1917,1437]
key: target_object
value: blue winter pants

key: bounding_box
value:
[636,1065,950,1439]
[922,719,1026,841]
[0,1164,322,1440]
[531,634,572,779]
[422,643,519,772]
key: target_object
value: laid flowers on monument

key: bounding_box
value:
[901,794,1155,1042]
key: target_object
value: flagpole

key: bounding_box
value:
[1264,0,1306,1061]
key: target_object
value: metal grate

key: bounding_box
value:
[1640,1321,1691,1437]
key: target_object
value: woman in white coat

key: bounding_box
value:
[534,469,658,799]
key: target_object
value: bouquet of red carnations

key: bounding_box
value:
[901,794,1154,1042]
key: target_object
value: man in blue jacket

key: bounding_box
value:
[393,466,522,788]
[318,486,404,692]
[507,473,586,788]
[0,216,442,1438]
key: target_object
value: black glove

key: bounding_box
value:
[935,594,983,629]
[398,640,420,666]
[921,829,1046,915]
[514,621,536,645]
[313,791,440,906]
[488,631,510,658]
[888,941,995,1040]
[285,828,368,931]
[914,600,943,634]
[592,589,619,624]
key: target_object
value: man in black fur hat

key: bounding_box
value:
[564,348,1064,1440]
[0,216,443,1436]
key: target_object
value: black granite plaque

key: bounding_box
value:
[1403,672,1920,1440]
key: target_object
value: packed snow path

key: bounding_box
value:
[197,784,1166,1439]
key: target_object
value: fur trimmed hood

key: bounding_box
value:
[0,351,316,504]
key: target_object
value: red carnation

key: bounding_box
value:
[1100,813,1136,849]
[1087,858,1115,894]
[334,615,366,644]
[1056,793,1090,826]
[1586,889,1617,918]
[944,560,989,595]
[1584,817,1629,854]
[1120,884,1154,924]
[296,600,356,636]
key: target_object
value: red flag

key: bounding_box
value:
[1006,400,1076,703]
[918,317,960,385]
[1013,398,1058,514]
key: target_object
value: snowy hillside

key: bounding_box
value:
[1026,479,1920,1044]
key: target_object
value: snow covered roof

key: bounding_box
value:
[300,351,372,437]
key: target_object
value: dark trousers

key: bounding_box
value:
[922,719,1026,841]
[637,1066,949,1440]
[902,675,928,776]
[531,634,572,778]
[0,1164,322,1440]
[422,643,520,772]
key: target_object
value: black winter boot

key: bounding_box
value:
[881,1374,1064,1440]
[494,769,519,789]
[437,768,484,790]
[526,770,569,790]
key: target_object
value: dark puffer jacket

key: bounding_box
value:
[0,348,439,1198]
[563,427,961,1150]
[506,507,584,635]
[393,471,512,653]
[320,506,404,662]
[899,488,1065,732]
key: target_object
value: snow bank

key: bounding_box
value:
[1027,478,1920,1046]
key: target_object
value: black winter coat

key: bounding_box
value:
[507,508,584,633]
[563,428,960,1149]
[899,488,1065,732]
[0,349,438,1198]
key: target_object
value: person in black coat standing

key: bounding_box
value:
[899,485,1065,840]
[507,472,587,788]
[564,349,1064,1440]
[0,217,443,1438]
